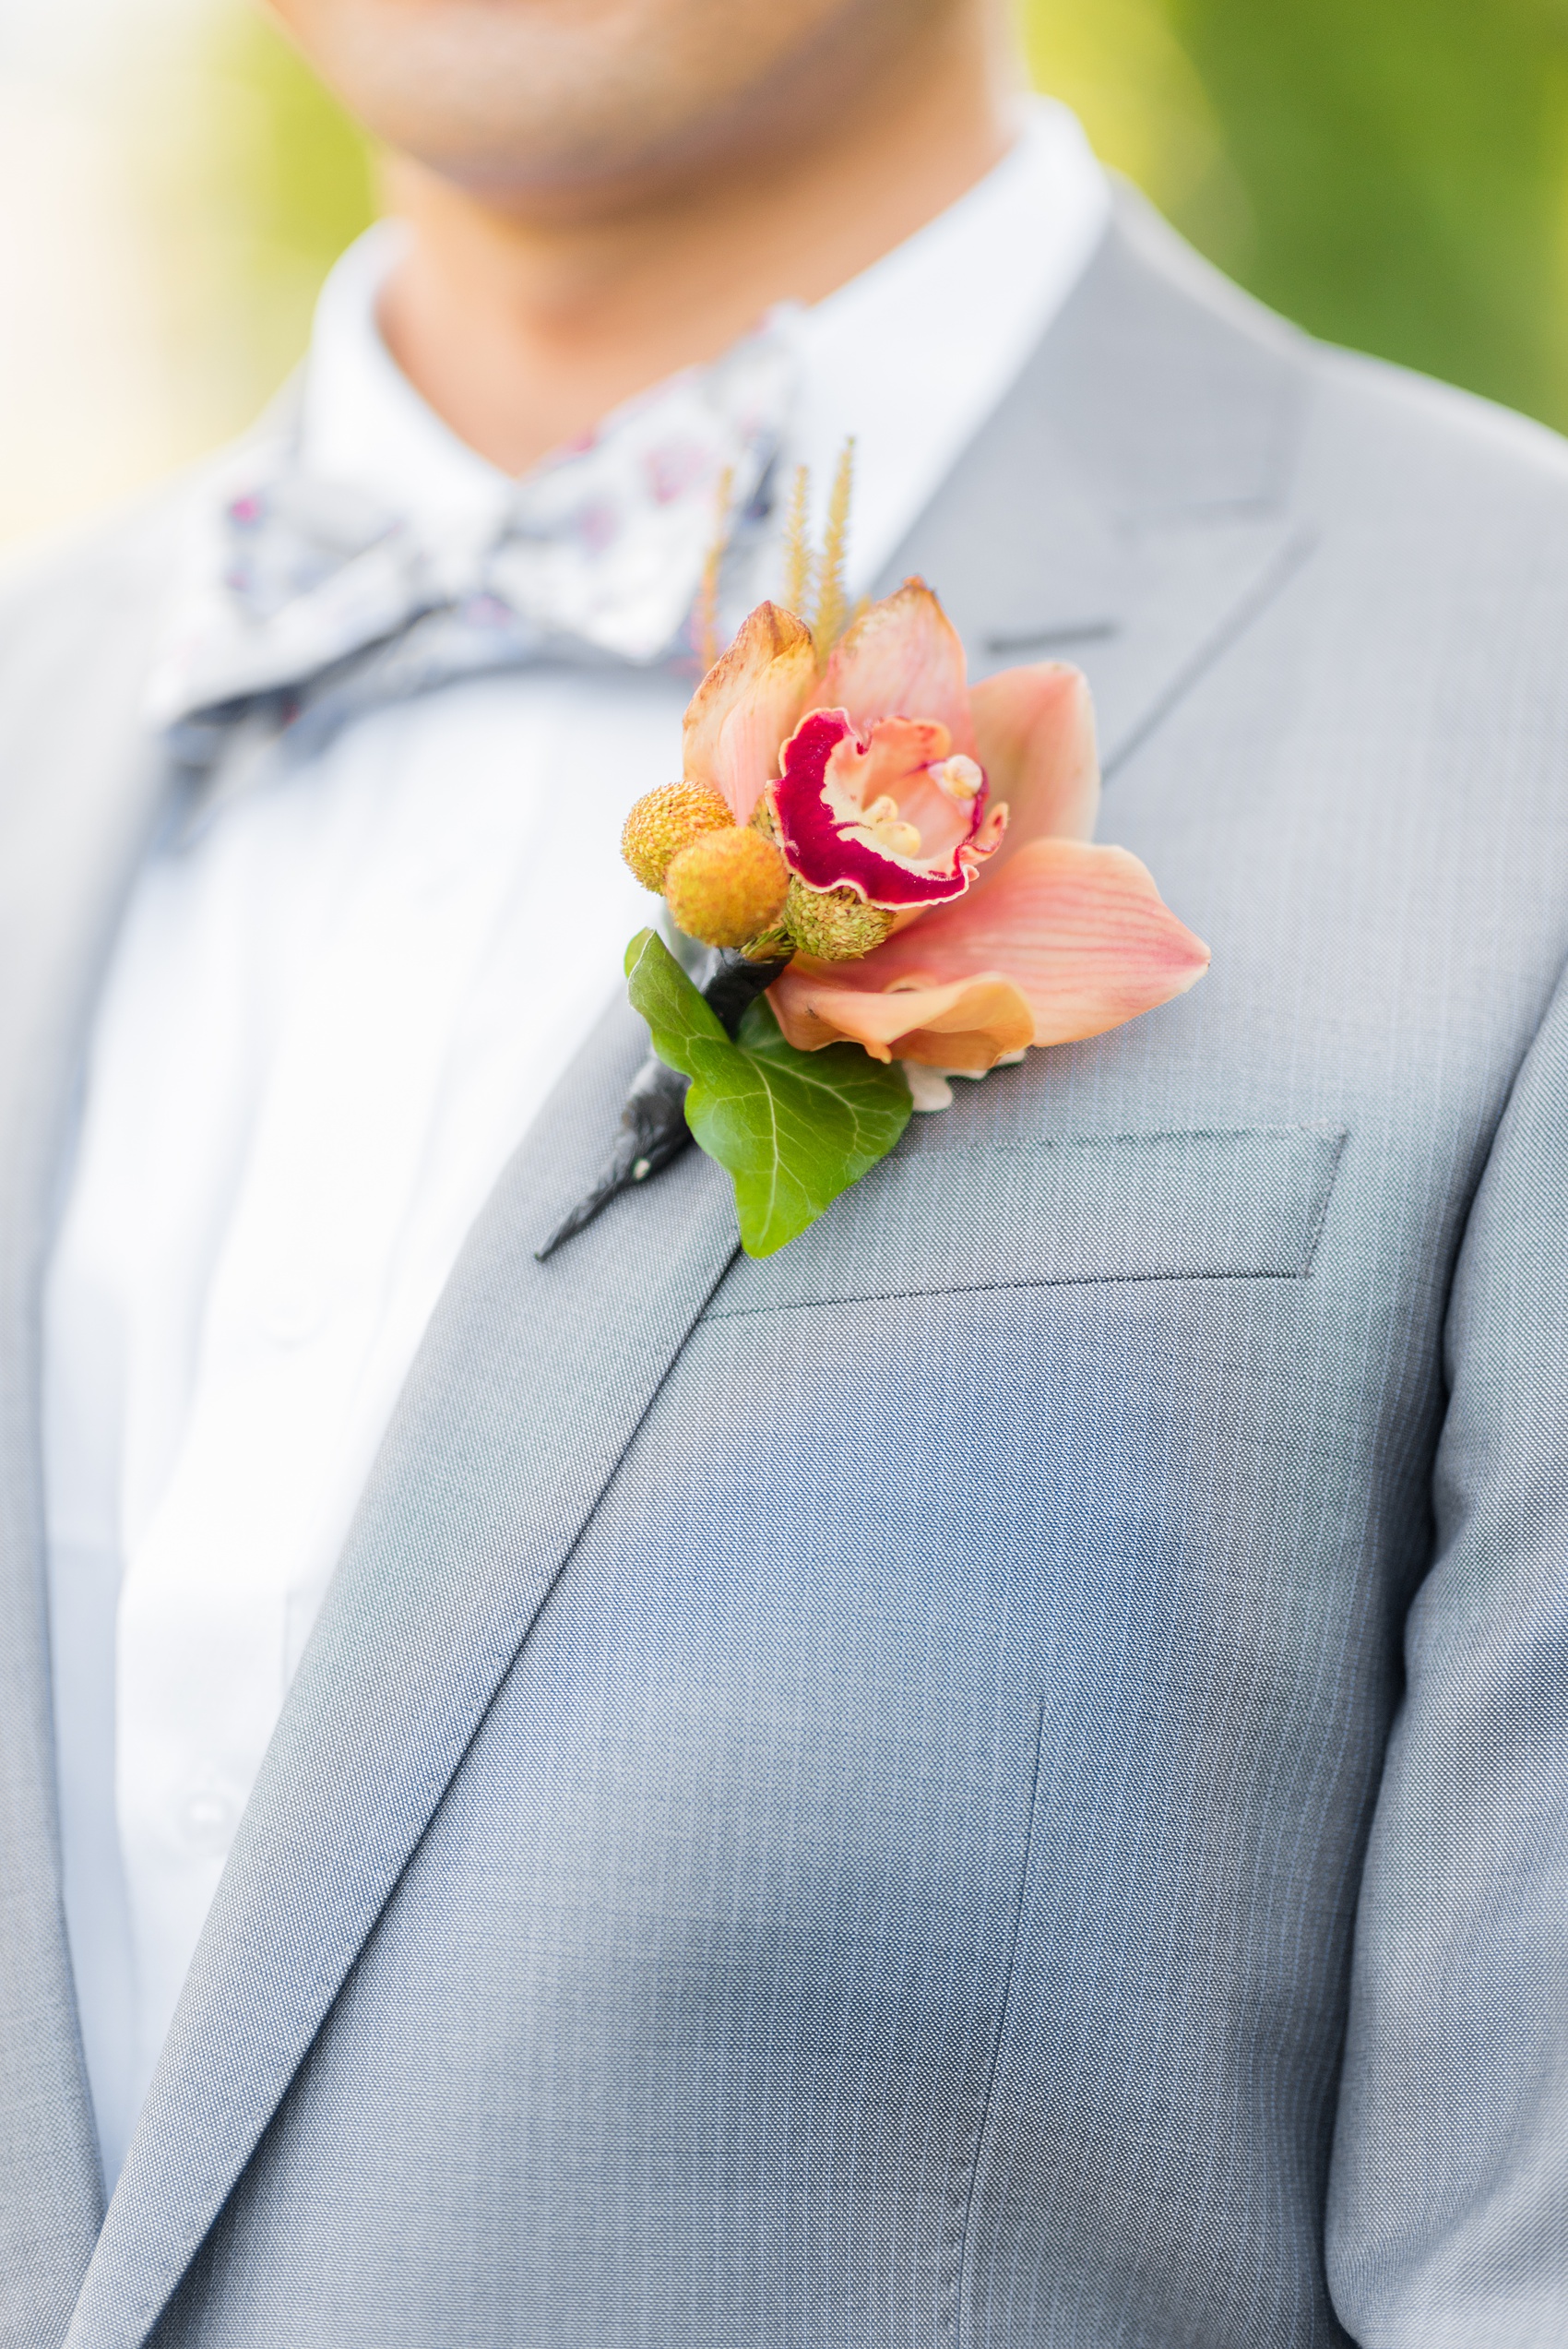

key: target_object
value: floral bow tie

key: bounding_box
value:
[148,313,797,814]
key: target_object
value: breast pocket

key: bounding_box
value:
[703,1125,1348,1320]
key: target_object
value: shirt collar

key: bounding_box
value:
[295,95,1109,593]
[300,221,510,540]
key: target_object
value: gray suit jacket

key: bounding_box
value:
[6,191,1568,2348]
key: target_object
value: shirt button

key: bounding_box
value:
[259,1272,326,1346]
[180,1774,241,1857]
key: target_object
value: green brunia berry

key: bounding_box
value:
[782,876,896,961]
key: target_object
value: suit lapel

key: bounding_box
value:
[1079,510,1312,781]
[881,186,1314,776]
[0,514,183,2339]
[70,1019,743,2347]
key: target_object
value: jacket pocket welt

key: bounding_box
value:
[703,1126,1348,1321]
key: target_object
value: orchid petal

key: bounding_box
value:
[814,579,976,753]
[771,966,1035,1070]
[772,837,1209,1061]
[969,662,1100,863]
[683,602,817,821]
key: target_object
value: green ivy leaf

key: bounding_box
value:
[624,929,912,1258]
[622,926,730,1055]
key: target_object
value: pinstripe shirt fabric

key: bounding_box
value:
[5,189,1568,2346]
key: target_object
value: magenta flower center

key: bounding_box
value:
[770,708,1003,909]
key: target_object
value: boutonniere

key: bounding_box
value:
[541,458,1209,1261]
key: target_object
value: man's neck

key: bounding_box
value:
[376,12,1017,476]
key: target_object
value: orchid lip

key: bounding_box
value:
[770,708,1003,909]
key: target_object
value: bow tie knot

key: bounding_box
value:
[148,311,800,814]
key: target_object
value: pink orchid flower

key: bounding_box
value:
[683,578,1210,1071]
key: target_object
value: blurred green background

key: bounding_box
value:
[4,0,1568,544]
[1027,0,1568,433]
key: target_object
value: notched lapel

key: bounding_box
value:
[882,188,1316,779]
[71,1014,742,2348]
[1085,512,1313,779]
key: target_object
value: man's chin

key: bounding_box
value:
[266,0,932,216]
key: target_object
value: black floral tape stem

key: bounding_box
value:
[535,948,792,1260]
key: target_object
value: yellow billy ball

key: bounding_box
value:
[621,781,734,893]
[664,829,790,951]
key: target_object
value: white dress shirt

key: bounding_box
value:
[42,97,1108,2188]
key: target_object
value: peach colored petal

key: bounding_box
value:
[774,836,1209,1059]
[814,579,976,755]
[771,966,1035,1070]
[683,602,817,821]
[969,662,1100,865]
